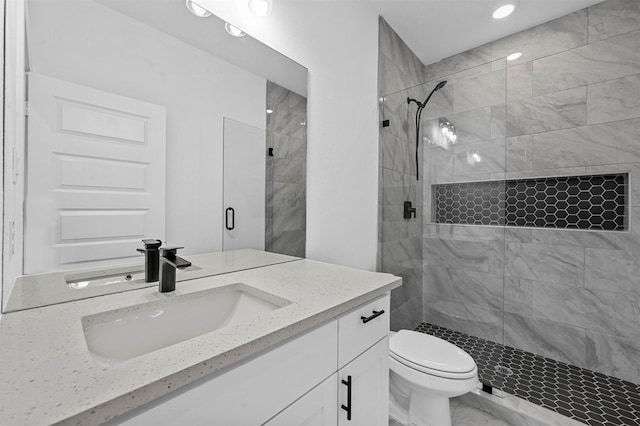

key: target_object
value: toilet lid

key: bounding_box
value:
[390,330,476,376]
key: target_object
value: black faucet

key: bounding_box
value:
[159,246,192,293]
[137,239,162,282]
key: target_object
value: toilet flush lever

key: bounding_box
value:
[361,310,385,324]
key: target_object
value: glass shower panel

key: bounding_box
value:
[418,59,509,392]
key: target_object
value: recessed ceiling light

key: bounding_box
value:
[248,0,272,16]
[185,0,212,17]
[266,109,273,114]
[492,3,515,19]
[507,52,522,61]
[225,22,246,37]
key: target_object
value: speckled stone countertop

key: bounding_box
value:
[5,249,298,312]
[0,256,401,425]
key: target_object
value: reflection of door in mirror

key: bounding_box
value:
[24,73,166,274]
[223,118,265,251]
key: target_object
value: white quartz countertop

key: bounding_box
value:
[0,257,401,425]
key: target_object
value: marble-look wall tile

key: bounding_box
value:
[614,292,640,340]
[588,0,640,43]
[532,29,640,96]
[586,330,640,383]
[492,10,588,63]
[421,84,454,119]
[504,166,587,180]
[504,227,534,243]
[584,248,640,295]
[382,237,423,270]
[446,108,492,144]
[504,277,533,316]
[504,242,584,286]
[506,62,533,102]
[424,238,504,274]
[271,229,305,257]
[505,135,533,172]
[425,63,494,90]
[423,265,504,310]
[271,182,305,207]
[271,133,305,160]
[379,17,423,89]
[506,86,587,137]
[531,118,640,169]
[391,297,422,332]
[533,283,617,333]
[453,139,506,176]
[272,157,305,184]
[424,145,454,181]
[504,312,587,368]
[424,45,492,82]
[380,53,420,97]
[381,204,409,242]
[587,73,640,124]
[490,105,506,139]
[453,70,506,114]
[389,266,421,309]
[380,133,416,174]
[381,85,427,140]
[423,223,505,242]
[530,228,618,249]
[424,298,504,343]
[381,168,419,206]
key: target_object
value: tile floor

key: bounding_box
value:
[415,322,640,426]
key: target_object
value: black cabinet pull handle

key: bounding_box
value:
[341,375,352,421]
[361,309,385,324]
[225,207,235,231]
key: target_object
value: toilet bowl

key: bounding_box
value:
[389,330,478,426]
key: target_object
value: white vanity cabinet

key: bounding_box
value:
[115,293,390,426]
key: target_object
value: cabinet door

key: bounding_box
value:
[264,375,337,426]
[338,337,389,426]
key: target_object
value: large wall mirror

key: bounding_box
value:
[2,0,307,311]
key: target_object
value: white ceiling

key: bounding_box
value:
[96,0,308,96]
[366,0,605,66]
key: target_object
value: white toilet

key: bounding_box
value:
[389,330,478,426]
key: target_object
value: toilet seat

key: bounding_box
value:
[390,330,477,380]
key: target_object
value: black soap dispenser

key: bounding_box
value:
[137,239,162,282]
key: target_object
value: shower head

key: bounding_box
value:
[422,80,447,108]
[406,80,447,109]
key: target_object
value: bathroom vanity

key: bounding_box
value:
[0,251,401,425]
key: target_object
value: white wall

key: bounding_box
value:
[199,0,380,271]
[27,0,266,257]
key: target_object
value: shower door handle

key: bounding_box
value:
[341,375,352,421]
[225,207,235,231]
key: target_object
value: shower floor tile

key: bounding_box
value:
[415,322,640,426]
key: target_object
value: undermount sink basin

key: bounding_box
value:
[67,265,201,289]
[81,283,290,363]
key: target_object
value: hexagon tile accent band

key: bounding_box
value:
[433,173,627,231]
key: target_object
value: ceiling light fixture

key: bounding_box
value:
[492,3,515,19]
[248,0,272,16]
[507,52,522,61]
[266,109,273,114]
[185,0,212,17]
[225,22,246,37]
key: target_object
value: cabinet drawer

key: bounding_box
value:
[338,293,389,368]
[116,321,338,426]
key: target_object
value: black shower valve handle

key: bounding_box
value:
[404,201,417,219]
